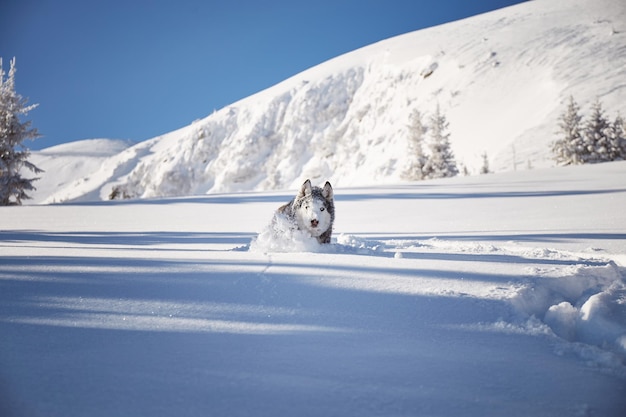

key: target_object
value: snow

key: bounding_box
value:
[4,0,626,414]
[2,162,626,416]
[27,139,134,204]
[23,0,626,204]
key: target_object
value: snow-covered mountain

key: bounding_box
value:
[28,0,626,204]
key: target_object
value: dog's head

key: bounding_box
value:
[293,179,334,238]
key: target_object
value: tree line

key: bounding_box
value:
[403,105,460,181]
[552,96,626,165]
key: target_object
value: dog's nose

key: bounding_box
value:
[311,219,319,228]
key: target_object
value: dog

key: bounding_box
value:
[274,179,335,244]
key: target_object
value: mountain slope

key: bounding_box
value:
[27,139,133,203]
[30,0,626,203]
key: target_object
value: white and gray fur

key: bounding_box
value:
[275,179,335,244]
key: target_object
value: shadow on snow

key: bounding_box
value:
[0,230,255,248]
[1,253,625,417]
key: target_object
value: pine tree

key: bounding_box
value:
[423,104,458,179]
[480,152,490,174]
[403,109,427,180]
[0,58,42,205]
[552,96,583,166]
[606,113,626,161]
[582,98,611,163]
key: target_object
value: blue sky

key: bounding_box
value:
[1,0,526,150]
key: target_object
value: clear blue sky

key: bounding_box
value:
[1,0,526,150]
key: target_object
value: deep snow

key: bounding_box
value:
[2,162,626,416]
[23,0,626,204]
[4,0,626,415]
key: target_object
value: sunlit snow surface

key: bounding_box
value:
[5,1,626,413]
[2,162,626,416]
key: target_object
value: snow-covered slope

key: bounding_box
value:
[2,162,625,416]
[27,139,134,203]
[28,0,626,203]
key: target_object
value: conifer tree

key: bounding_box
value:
[0,58,42,205]
[403,108,427,180]
[552,96,583,166]
[423,104,458,179]
[582,98,610,163]
[480,152,490,174]
[606,113,626,161]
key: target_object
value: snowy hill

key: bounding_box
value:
[28,139,134,203]
[26,0,626,204]
[2,162,626,416]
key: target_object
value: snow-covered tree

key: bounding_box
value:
[553,97,626,165]
[480,152,490,174]
[606,113,626,161]
[581,98,611,163]
[403,109,427,180]
[552,96,583,166]
[0,58,42,205]
[423,104,458,179]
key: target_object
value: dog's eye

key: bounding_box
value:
[320,207,325,212]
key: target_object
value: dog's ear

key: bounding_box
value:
[322,181,333,201]
[297,179,312,198]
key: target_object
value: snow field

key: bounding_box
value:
[245,162,626,377]
[4,0,626,414]
[2,164,626,416]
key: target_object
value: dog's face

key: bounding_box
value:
[294,180,333,238]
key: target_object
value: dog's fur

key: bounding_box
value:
[275,179,335,244]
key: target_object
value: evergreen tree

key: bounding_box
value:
[403,108,427,180]
[423,104,458,179]
[480,152,490,174]
[552,96,583,165]
[581,98,610,163]
[0,58,42,205]
[606,113,626,161]
[553,97,626,165]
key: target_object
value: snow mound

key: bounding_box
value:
[446,244,625,372]
[544,278,626,360]
[249,223,390,255]
[249,213,322,253]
